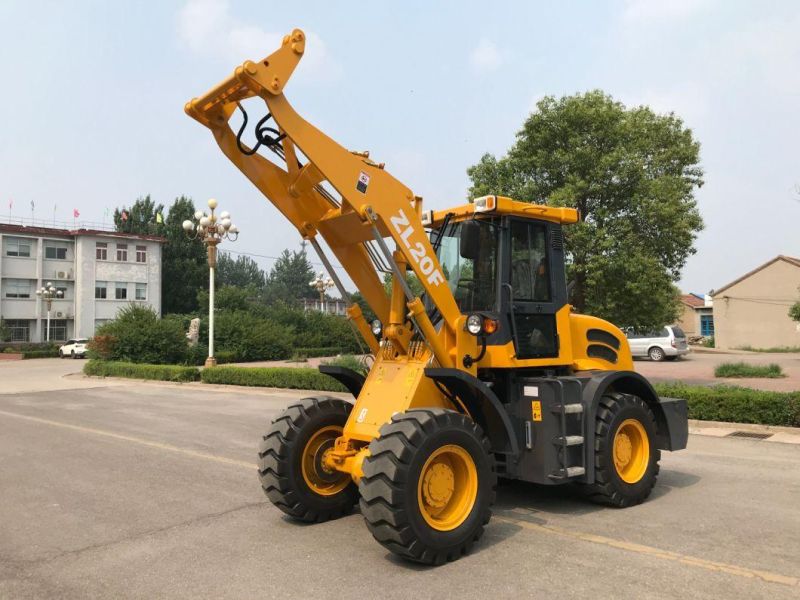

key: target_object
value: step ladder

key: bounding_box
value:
[548,402,587,480]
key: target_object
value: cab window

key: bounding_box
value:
[510,221,551,302]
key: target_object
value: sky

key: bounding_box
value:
[1,0,798,296]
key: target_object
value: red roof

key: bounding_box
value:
[680,294,705,308]
[0,223,165,242]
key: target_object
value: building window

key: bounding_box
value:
[95,281,107,299]
[5,319,30,342]
[116,244,128,261]
[5,238,32,257]
[700,314,715,337]
[96,242,108,260]
[4,279,32,298]
[48,319,67,342]
[115,282,127,300]
[45,244,68,260]
[136,245,147,263]
[135,282,147,301]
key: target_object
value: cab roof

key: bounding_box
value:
[423,195,579,227]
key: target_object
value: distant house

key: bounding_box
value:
[301,297,348,317]
[711,255,800,350]
[676,293,714,338]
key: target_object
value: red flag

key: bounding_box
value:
[73,208,80,218]
[121,210,128,222]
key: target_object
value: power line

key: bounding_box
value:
[221,247,347,271]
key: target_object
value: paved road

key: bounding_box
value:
[635,351,800,391]
[1,375,798,599]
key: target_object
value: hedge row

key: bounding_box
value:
[654,382,800,427]
[23,348,60,359]
[714,362,784,378]
[84,360,200,382]
[200,366,346,392]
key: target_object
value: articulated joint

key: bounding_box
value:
[322,438,370,484]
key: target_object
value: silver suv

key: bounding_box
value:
[625,326,689,361]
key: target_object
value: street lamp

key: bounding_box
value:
[182,198,239,367]
[309,271,334,313]
[36,282,63,343]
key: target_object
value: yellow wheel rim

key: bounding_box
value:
[613,419,649,484]
[301,425,349,496]
[417,444,478,531]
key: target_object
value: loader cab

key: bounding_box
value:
[432,215,568,360]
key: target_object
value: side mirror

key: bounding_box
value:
[460,221,480,260]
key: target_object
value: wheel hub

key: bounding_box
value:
[421,462,455,509]
[614,432,633,469]
[612,419,649,484]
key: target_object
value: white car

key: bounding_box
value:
[59,338,89,359]
[625,326,689,361]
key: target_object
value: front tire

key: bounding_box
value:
[359,409,496,565]
[648,346,665,361]
[584,392,660,508]
[258,397,358,522]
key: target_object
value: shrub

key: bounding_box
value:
[321,354,369,376]
[184,345,237,366]
[92,305,188,364]
[84,359,199,382]
[714,362,784,378]
[3,347,17,354]
[654,382,800,427]
[701,336,715,348]
[200,366,347,392]
[213,311,294,361]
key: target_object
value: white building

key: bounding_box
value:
[0,223,164,342]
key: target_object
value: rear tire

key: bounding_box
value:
[648,346,665,361]
[258,397,358,523]
[584,392,660,508]
[359,409,496,565]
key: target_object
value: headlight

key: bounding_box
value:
[371,319,382,336]
[466,314,483,335]
[473,195,496,212]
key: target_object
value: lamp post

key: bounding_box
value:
[182,198,239,367]
[309,272,334,313]
[36,282,63,343]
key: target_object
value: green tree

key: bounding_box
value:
[162,196,208,314]
[468,90,703,328]
[790,294,800,323]
[91,305,188,364]
[217,252,266,289]
[114,195,165,235]
[0,319,9,343]
[263,248,317,305]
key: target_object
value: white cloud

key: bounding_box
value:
[177,0,340,81]
[470,39,504,72]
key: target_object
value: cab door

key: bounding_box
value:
[506,219,567,359]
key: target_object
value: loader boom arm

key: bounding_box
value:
[186,29,464,365]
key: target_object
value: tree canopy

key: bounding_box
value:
[161,196,208,314]
[114,195,165,235]
[262,249,318,305]
[217,252,266,289]
[468,90,704,328]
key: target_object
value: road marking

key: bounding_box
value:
[494,513,799,589]
[0,409,257,470]
[2,408,796,588]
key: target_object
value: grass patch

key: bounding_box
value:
[84,359,199,382]
[735,345,800,353]
[200,366,347,392]
[714,362,784,378]
[321,354,369,376]
[654,382,800,427]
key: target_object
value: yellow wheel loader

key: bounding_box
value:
[186,29,688,565]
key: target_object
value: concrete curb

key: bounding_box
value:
[689,419,800,444]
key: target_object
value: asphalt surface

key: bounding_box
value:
[1,374,799,598]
